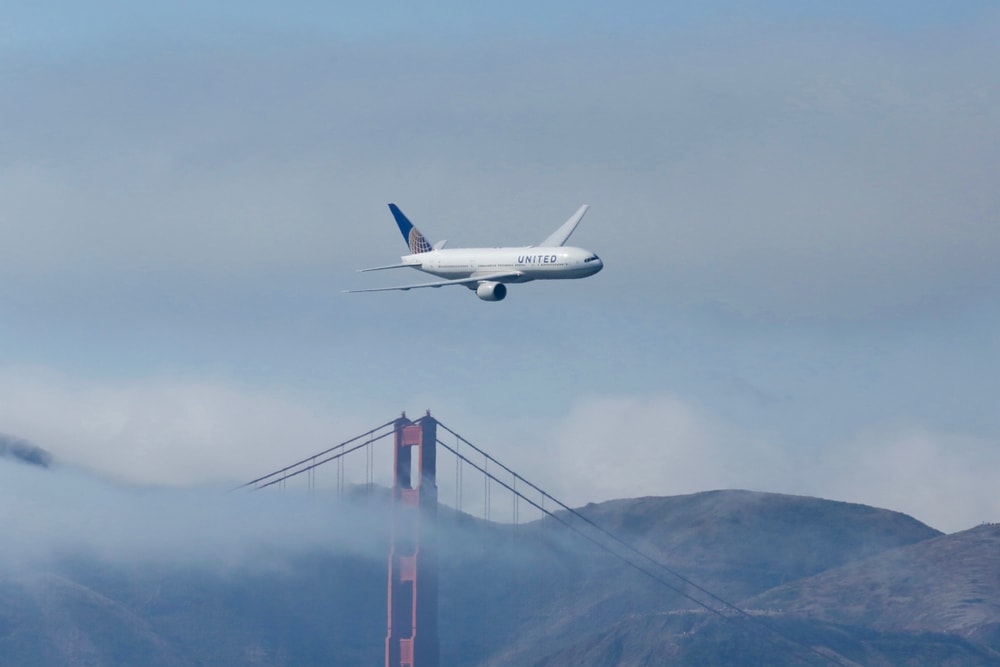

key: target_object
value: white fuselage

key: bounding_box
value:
[401,246,603,283]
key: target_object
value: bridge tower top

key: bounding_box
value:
[385,415,439,667]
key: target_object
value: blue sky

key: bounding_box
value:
[2,1,999,532]
[5,1,997,48]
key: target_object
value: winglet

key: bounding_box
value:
[538,205,589,247]
[388,203,432,254]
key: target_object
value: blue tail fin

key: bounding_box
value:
[388,204,432,254]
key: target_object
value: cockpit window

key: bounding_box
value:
[584,254,600,262]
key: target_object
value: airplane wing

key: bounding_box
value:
[343,272,522,293]
[537,204,589,247]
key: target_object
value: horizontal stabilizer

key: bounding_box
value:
[358,263,414,272]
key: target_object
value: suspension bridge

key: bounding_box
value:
[239,412,847,667]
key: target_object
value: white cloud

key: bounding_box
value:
[500,394,788,508]
[500,395,999,533]
[540,395,728,503]
[1,370,996,535]
[0,367,386,485]
[815,426,1000,533]
[0,459,392,569]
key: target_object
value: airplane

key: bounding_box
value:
[345,204,603,301]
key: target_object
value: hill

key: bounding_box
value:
[2,487,997,666]
[749,522,1000,648]
[564,490,940,598]
[0,433,52,468]
[461,490,956,666]
[531,611,1000,667]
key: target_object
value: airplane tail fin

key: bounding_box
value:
[388,204,432,254]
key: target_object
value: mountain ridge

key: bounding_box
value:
[2,487,996,666]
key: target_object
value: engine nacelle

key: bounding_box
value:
[476,281,507,301]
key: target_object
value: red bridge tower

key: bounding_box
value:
[385,414,440,667]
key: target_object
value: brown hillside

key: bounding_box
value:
[750,523,1000,649]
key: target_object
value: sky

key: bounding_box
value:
[1,1,999,534]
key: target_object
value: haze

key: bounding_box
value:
[2,2,999,533]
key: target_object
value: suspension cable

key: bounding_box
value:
[436,426,847,667]
[251,429,395,491]
[237,418,398,490]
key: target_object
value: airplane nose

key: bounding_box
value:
[594,258,604,273]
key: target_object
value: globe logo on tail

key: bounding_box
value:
[409,228,432,254]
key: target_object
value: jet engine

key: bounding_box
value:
[475,281,507,301]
